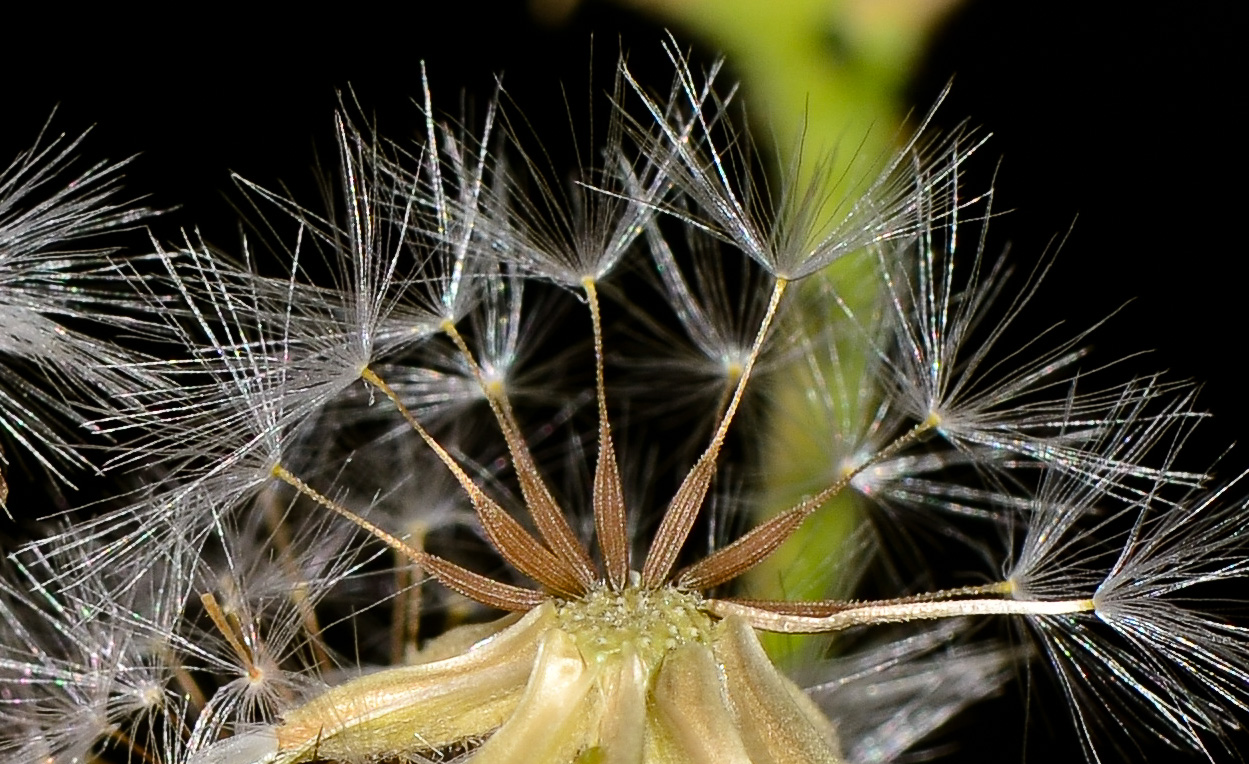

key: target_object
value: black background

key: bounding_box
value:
[2,2,1243,762]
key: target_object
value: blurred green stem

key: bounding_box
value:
[625,0,961,660]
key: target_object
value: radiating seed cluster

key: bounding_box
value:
[0,37,1247,764]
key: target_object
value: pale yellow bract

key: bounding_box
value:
[204,600,851,764]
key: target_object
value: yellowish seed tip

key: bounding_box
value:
[556,585,713,669]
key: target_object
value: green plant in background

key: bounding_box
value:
[625,0,963,656]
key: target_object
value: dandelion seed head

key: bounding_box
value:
[3,42,1249,764]
[0,121,153,494]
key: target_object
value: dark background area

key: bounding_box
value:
[2,2,1242,762]
[5,3,1239,462]
[913,3,1243,477]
